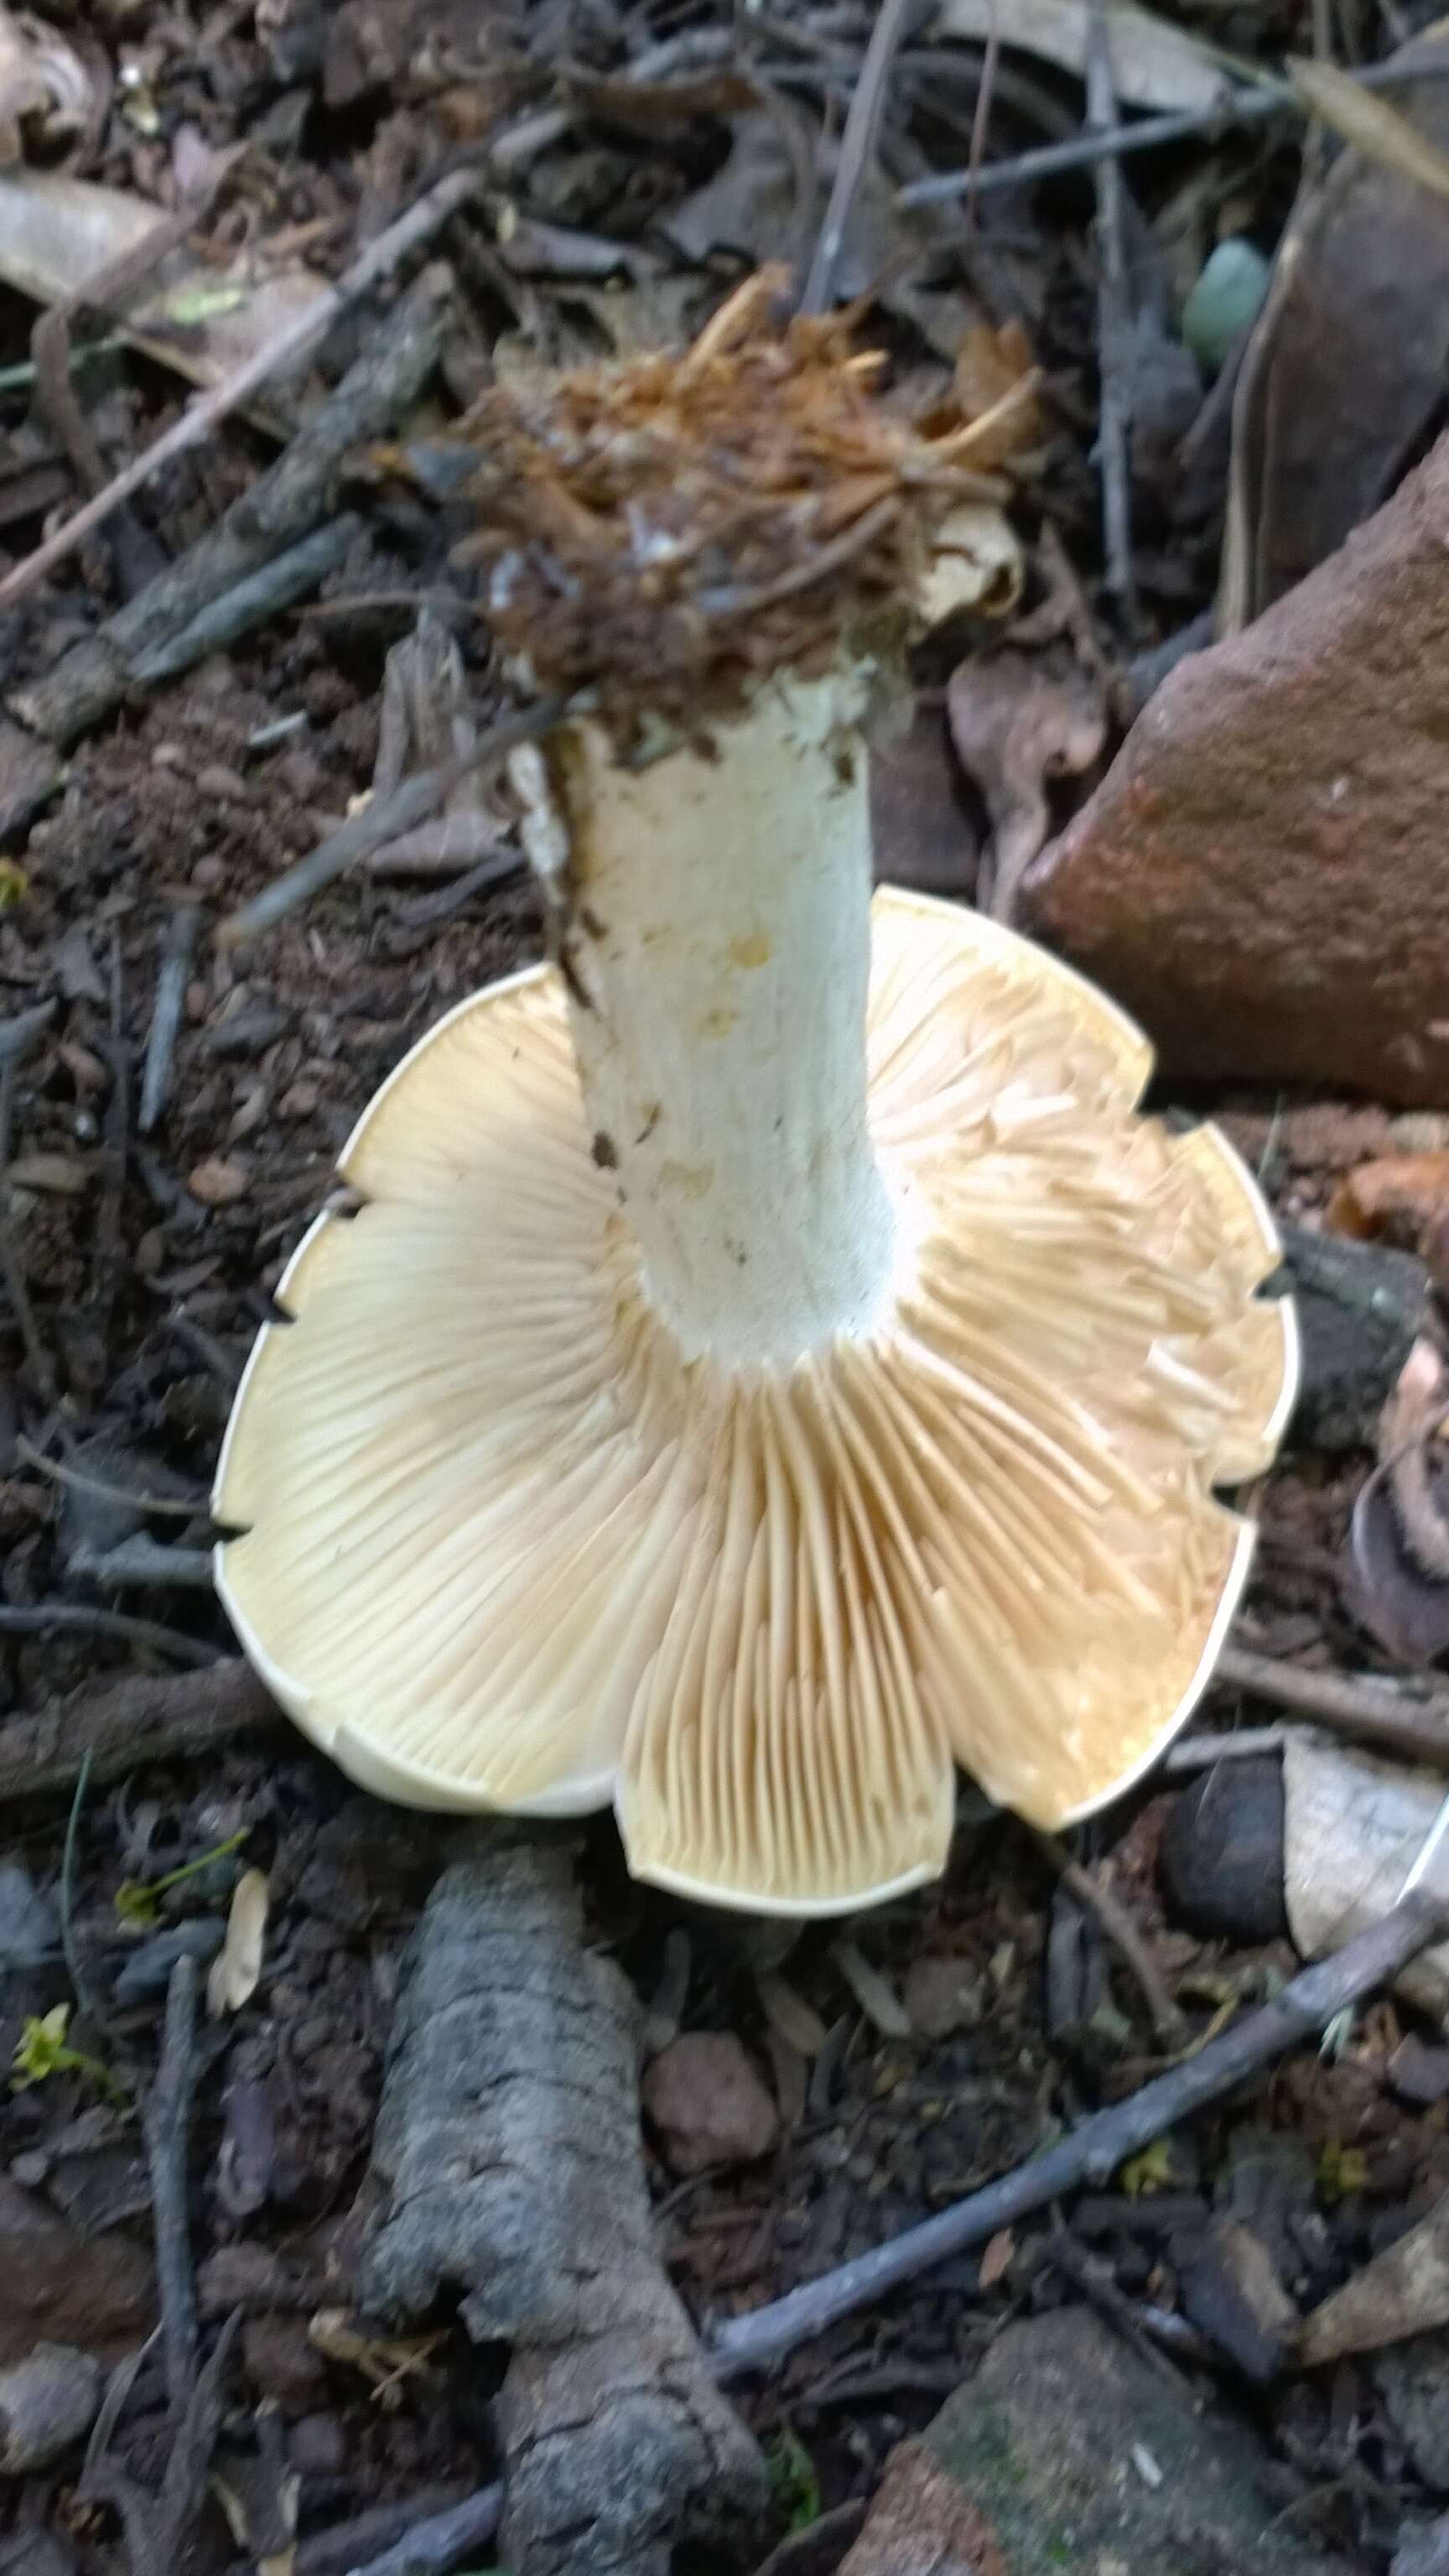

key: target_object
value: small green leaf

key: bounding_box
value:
[11,2006,127,2106]
[766,2428,820,2534]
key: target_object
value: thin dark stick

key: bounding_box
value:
[798,0,919,314]
[963,2,1000,229]
[130,517,359,687]
[0,1001,59,1403]
[139,906,200,1136]
[898,54,1449,205]
[1085,0,1138,628]
[60,1749,97,2028]
[17,1433,205,1518]
[0,1604,216,1665]
[1218,1644,1449,1771]
[1034,1832,1187,2049]
[143,1956,201,2421]
[217,696,570,948]
[0,168,479,614]
[707,1892,1449,2379]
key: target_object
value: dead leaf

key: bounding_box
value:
[1290,55,1449,202]
[207,1867,269,2016]
[979,2228,1015,2288]
[0,9,96,168]
[931,0,1229,113]
[1300,2185,1449,2365]
[0,170,328,428]
[948,650,1106,922]
[951,321,1042,468]
[1327,1151,1449,1274]
[1282,1732,1449,2031]
[307,2307,446,2407]
[6,1150,91,1192]
[1220,21,1449,632]
[1345,1337,1449,1662]
[918,503,1024,628]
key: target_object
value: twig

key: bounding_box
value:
[1085,0,1137,628]
[216,697,569,949]
[963,0,1000,230]
[130,517,359,687]
[60,1748,97,2028]
[16,272,451,746]
[139,905,200,1136]
[706,1892,1449,2378]
[0,1603,216,1665]
[1034,1833,1187,2049]
[897,54,1449,205]
[0,169,478,616]
[368,820,517,881]
[343,2485,505,2576]
[1163,1723,1287,1772]
[798,0,919,314]
[83,1538,216,1592]
[143,1956,201,2421]
[1217,1644,1449,1772]
[17,1434,204,1517]
[0,999,60,1404]
[0,1659,277,1805]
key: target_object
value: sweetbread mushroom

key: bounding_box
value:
[214,288,1297,1917]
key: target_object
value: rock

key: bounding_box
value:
[1284,1737,1449,2029]
[904,1954,984,2040]
[1276,1228,1430,1453]
[242,2313,330,2411]
[0,2178,153,2366]
[1388,2037,1449,2107]
[641,2033,779,2175]
[186,1154,250,1207]
[1178,2216,1299,2383]
[0,1860,57,1968]
[1301,2186,1449,2366]
[0,2345,101,2471]
[918,2308,1341,2574]
[838,2442,1005,2573]
[1027,427,1449,1106]
[1161,1757,1287,1945]
[1395,2513,1449,2576]
[1376,2331,1449,2490]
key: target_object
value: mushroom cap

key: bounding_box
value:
[214,890,1296,1916]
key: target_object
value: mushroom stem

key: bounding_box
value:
[545,665,899,1371]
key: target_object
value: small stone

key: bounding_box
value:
[904,1953,984,2039]
[1162,1758,1287,1945]
[279,1079,321,1120]
[0,2344,102,2471]
[190,854,226,893]
[289,2412,346,2477]
[641,2032,778,2175]
[187,1154,250,1206]
[197,2241,295,2318]
[242,2314,329,2411]
[151,741,185,771]
[1388,2036,1449,2106]
[1179,2217,1300,2384]
[1376,2331,1449,2490]
[195,762,249,803]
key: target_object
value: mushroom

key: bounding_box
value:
[214,283,1297,1917]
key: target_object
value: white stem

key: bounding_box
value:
[548,667,897,1371]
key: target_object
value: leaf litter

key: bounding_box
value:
[0,2,1447,2572]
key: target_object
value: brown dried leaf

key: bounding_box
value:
[1300,2185,1449,2365]
[948,650,1106,922]
[1327,1151,1449,1270]
[1221,23,1449,632]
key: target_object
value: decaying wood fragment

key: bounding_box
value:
[358,1825,770,2576]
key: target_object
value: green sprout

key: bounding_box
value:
[114,1828,249,1928]
[11,2004,127,2106]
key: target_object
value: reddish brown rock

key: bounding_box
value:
[1027,428,1449,1105]
[641,2032,778,2175]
